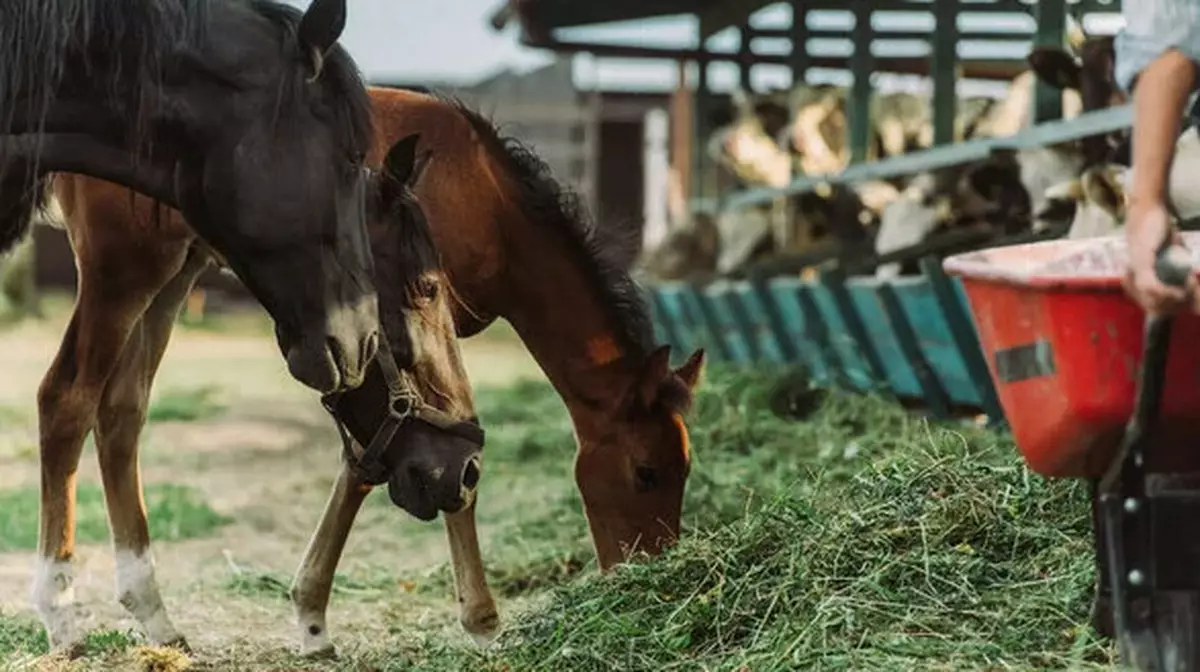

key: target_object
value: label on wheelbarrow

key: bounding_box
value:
[993,339,1056,383]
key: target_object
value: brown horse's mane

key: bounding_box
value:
[431,92,694,412]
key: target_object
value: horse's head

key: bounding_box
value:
[574,346,705,571]
[0,0,382,395]
[171,0,380,394]
[324,134,484,521]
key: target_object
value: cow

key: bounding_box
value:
[1038,126,1200,240]
[1027,27,1126,166]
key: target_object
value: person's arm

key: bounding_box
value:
[1116,5,1200,314]
[1128,51,1195,210]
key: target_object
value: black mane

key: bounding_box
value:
[442,95,658,362]
[383,189,442,295]
[246,0,374,161]
[0,0,208,149]
[0,0,374,255]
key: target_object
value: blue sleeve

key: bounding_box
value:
[1114,0,1200,94]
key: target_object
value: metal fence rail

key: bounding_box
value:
[721,104,1134,212]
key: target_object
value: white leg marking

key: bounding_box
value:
[114,550,181,645]
[295,603,333,656]
[30,557,80,651]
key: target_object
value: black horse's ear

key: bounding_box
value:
[298,0,348,78]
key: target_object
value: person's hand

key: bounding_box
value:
[1123,201,1198,315]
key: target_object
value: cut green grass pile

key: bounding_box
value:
[0,482,231,552]
[398,365,1113,671]
[0,364,1115,670]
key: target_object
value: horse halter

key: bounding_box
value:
[319,335,486,486]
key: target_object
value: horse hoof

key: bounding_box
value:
[301,644,338,660]
[468,631,499,649]
[463,611,501,648]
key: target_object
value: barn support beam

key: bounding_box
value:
[789,0,809,85]
[692,58,713,202]
[1033,1,1066,122]
[738,22,753,90]
[931,0,959,146]
[849,0,873,163]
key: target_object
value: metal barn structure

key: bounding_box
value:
[490,0,1132,423]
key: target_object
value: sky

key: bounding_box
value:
[281,1,1126,96]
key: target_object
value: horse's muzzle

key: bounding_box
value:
[387,451,482,521]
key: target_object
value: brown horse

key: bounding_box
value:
[32,134,494,657]
[35,87,705,654]
[364,89,705,572]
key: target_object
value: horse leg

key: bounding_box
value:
[290,460,369,657]
[32,287,160,653]
[92,249,209,649]
[444,500,499,645]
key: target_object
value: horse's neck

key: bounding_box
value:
[498,212,637,416]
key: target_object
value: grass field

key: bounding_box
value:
[0,294,1116,670]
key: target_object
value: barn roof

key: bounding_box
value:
[488,0,717,37]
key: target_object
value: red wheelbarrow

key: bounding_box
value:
[946,234,1200,671]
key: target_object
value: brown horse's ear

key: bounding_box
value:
[636,345,673,409]
[673,349,706,390]
[381,134,428,204]
[409,149,433,191]
[384,134,420,185]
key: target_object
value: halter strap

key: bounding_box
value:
[320,336,485,486]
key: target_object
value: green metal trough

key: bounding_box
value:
[645,257,1006,424]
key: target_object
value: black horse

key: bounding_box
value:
[0,0,379,394]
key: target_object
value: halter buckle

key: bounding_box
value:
[388,394,415,421]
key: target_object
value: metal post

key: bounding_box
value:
[692,57,712,202]
[849,0,874,164]
[789,0,809,86]
[739,22,753,90]
[931,0,959,146]
[1033,1,1066,122]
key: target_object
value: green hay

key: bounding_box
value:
[0,482,231,552]
[399,365,1114,671]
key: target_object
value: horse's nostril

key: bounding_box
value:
[461,457,481,490]
[326,336,346,373]
[359,330,379,371]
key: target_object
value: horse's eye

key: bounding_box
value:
[634,465,658,493]
[417,277,439,299]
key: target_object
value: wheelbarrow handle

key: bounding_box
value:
[1099,244,1192,494]
[1154,243,1193,289]
[1095,243,1194,669]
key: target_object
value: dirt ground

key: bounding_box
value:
[0,295,553,670]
